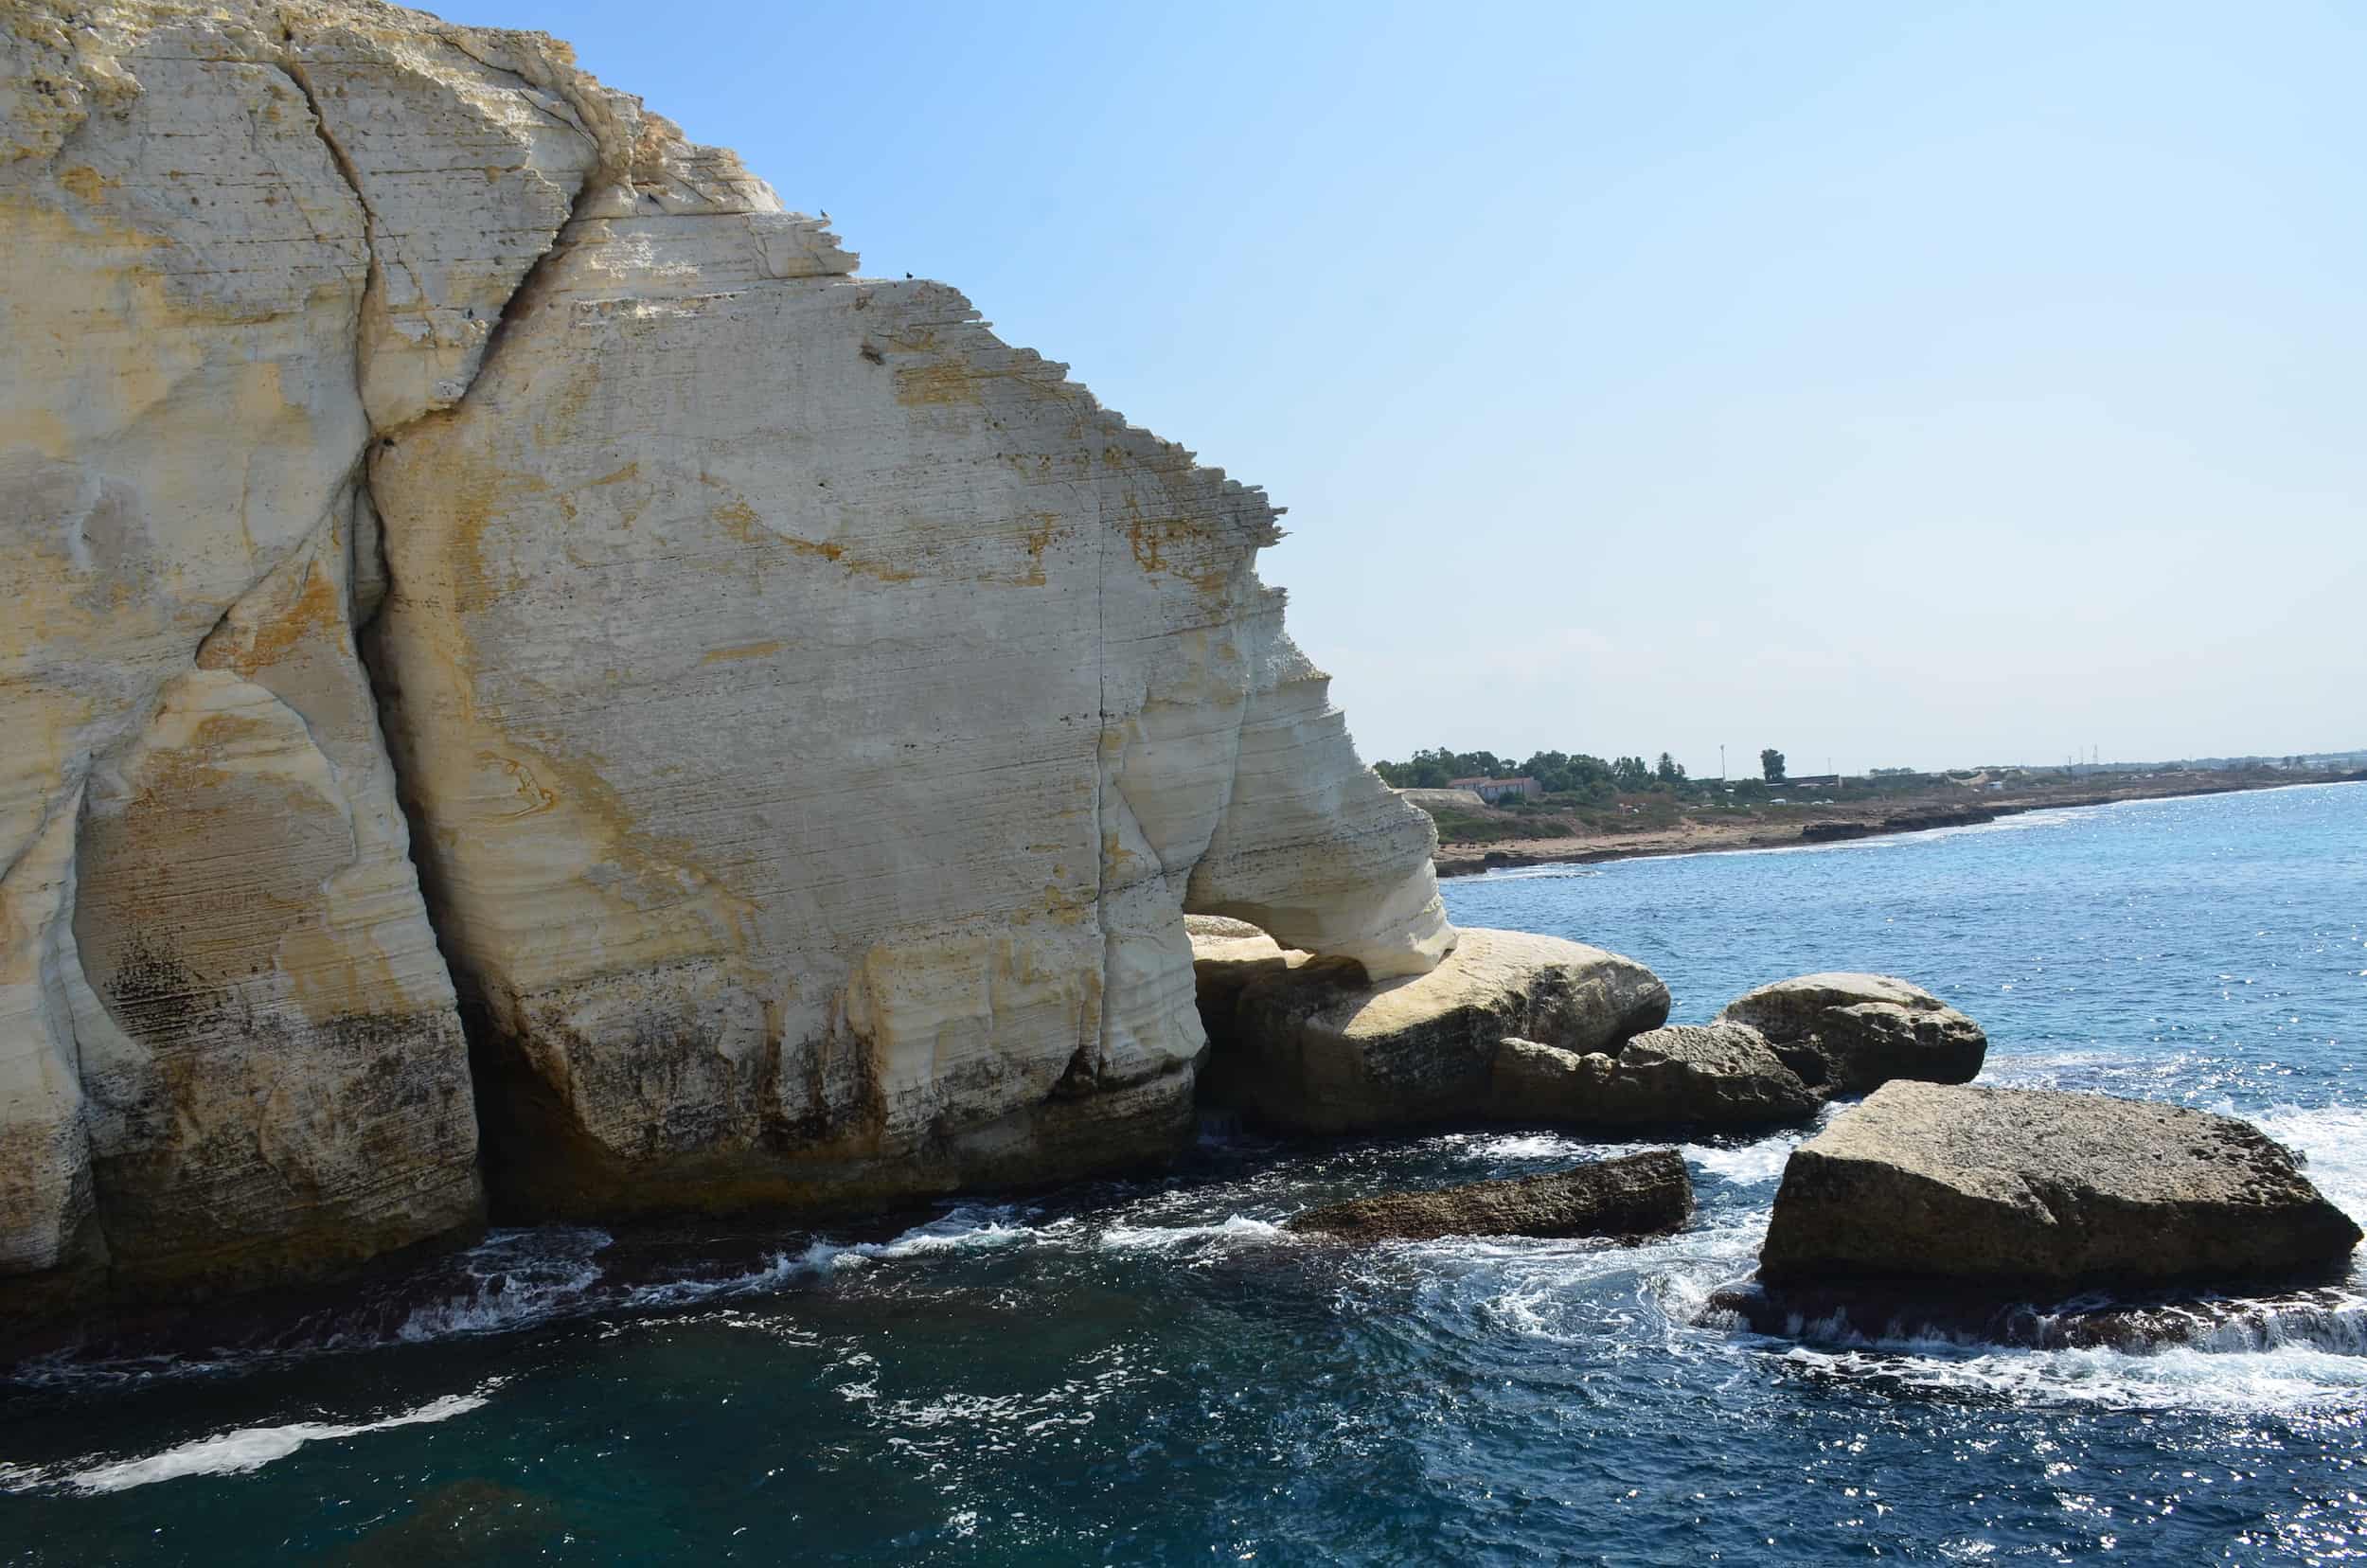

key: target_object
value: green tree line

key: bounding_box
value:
[1373,747,1694,802]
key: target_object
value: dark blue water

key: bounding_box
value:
[4,783,2363,1565]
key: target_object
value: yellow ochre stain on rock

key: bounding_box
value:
[710,499,917,583]
[702,640,784,666]
[196,557,342,678]
[58,165,115,203]
[893,361,979,407]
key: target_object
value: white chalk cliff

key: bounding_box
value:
[0,0,1450,1316]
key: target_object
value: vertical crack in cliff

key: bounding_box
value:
[278,54,385,417]
[1090,454,1115,1094]
[468,179,595,393]
[276,31,600,1211]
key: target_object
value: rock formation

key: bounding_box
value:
[1717,972,1984,1093]
[1490,1024,1817,1131]
[1757,1083,2360,1292]
[1288,1149,1692,1243]
[1193,928,1842,1134]
[0,0,1451,1322]
[1197,927,1671,1132]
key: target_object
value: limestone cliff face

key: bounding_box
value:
[1,0,494,1308]
[0,0,1448,1312]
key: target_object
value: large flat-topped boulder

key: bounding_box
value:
[1288,1149,1692,1243]
[1758,1083,2360,1292]
[1717,972,1984,1093]
[1202,928,1667,1132]
[1491,1024,1817,1131]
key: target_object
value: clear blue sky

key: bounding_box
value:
[466,0,2363,775]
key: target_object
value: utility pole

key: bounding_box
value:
[1720,744,1726,781]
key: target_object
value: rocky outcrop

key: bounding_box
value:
[0,0,1450,1320]
[1288,1149,1692,1243]
[1716,972,1984,1093]
[1757,1083,2360,1292]
[1191,928,1822,1134]
[1490,1024,1817,1131]
[1199,927,1668,1132]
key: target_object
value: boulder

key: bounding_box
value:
[1490,1024,1817,1131]
[1717,972,1984,1093]
[1202,927,1668,1132]
[1288,1149,1692,1243]
[1758,1082,2361,1292]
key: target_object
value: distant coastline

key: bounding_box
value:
[1431,771,2367,878]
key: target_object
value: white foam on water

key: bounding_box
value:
[2184,1292,2367,1355]
[1466,1132,1584,1161]
[623,1247,833,1308]
[2243,1103,2367,1221]
[1364,1211,1772,1352]
[861,1206,1074,1260]
[394,1227,610,1341]
[783,1205,1077,1278]
[1096,1215,1291,1254]
[16,1381,504,1495]
[1911,809,2081,843]
[1682,1133,1805,1187]
[1771,1337,2367,1415]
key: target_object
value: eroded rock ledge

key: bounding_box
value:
[0,0,1450,1327]
[1288,1149,1693,1244]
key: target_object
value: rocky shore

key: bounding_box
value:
[1433,775,2364,878]
[2,0,2352,1371]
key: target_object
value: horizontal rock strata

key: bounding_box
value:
[0,0,1451,1323]
[1288,1149,1693,1243]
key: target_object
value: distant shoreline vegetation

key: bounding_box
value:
[1372,746,2367,847]
[1376,747,1699,801]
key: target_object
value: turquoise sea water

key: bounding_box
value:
[4,782,2364,1564]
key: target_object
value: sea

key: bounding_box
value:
[3,781,2362,1565]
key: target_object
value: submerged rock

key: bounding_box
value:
[1288,1149,1692,1243]
[1489,1024,1818,1131]
[1758,1082,2360,1292]
[1716,972,1985,1092]
[1200,927,1668,1132]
